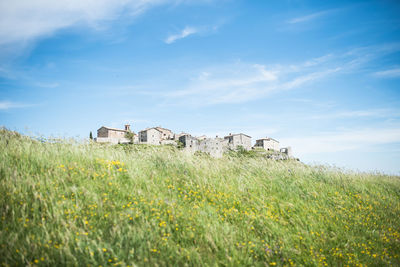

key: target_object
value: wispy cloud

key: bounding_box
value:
[164,63,280,104]
[165,26,197,44]
[0,0,211,50]
[280,127,400,155]
[287,10,333,24]
[373,68,400,78]
[309,109,400,120]
[146,43,400,106]
[0,101,34,110]
[160,58,339,106]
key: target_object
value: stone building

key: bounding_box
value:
[95,125,132,144]
[198,137,226,158]
[139,127,174,145]
[255,137,280,151]
[197,135,207,141]
[155,127,174,140]
[224,133,252,151]
[280,147,293,158]
[179,135,227,158]
[179,134,199,153]
[174,132,190,141]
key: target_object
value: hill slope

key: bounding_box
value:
[1,129,399,266]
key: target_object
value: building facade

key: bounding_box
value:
[255,137,280,151]
[179,134,199,153]
[96,125,131,144]
[198,137,226,158]
[224,133,252,151]
[154,127,174,140]
[280,147,293,158]
[139,128,162,145]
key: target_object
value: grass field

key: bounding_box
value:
[1,129,399,266]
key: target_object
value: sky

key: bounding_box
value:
[0,0,400,174]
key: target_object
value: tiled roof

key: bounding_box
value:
[99,126,127,132]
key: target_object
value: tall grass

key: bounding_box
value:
[1,129,399,266]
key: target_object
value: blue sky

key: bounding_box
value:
[1,0,400,174]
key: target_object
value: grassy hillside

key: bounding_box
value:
[1,129,399,266]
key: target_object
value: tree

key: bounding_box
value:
[125,131,135,143]
[89,131,93,140]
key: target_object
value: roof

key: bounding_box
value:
[224,133,251,138]
[99,126,127,132]
[175,132,189,136]
[256,137,279,143]
[180,134,197,140]
[139,127,163,133]
[155,126,173,132]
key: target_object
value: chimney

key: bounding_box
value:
[125,124,131,131]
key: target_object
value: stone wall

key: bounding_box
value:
[97,127,109,138]
[198,138,224,158]
[108,130,126,139]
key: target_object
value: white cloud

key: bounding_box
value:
[373,68,400,78]
[0,101,33,110]
[303,54,333,67]
[287,10,332,24]
[162,58,338,106]
[0,0,209,48]
[165,26,197,44]
[280,127,400,155]
[309,109,399,120]
[155,43,400,106]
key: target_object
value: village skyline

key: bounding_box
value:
[94,123,291,158]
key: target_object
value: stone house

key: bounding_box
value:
[224,133,252,151]
[96,125,132,144]
[198,137,226,158]
[255,137,280,151]
[179,135,227,158]
[179,134,199,153]
[280,147,293,158]
[174,132,190,141]
[197,135,207,141]
[139,127,174,145]
[155,127,174,140]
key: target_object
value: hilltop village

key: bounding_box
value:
[95,124,292,158]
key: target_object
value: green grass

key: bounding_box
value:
[1,128,399,266]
